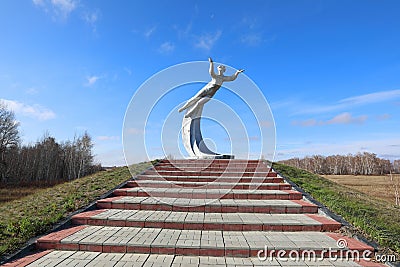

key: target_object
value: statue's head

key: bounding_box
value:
[217,65,226,74]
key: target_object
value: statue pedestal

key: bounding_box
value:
[181,104,234,159]
[213,154,235,159]
[188,154,235,160]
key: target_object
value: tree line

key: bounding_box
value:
[279,152,399,175]
[0,101,101,186]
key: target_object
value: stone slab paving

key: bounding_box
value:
[72,210,340,231]
[97,196,318,213]
[144,170,277,177]
[153,167,273,173]
[135,175,284,183]
[36,226,374,257]
[3,250,384,267]
[112,187,302,200]
[126,180,292,190]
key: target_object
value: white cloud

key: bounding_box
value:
[33,0,45,6]
[97,135,120,141]
[292,119,318,127]
[83,9,100,31]
[33,0,77,19]
[241,33,263,46]
[126,128,142,135]
[34,0,101,29]
[195,30,222,51]
[1,99,56,121]
[340,89,400,106]
[144,26,157,38]
[85,75,100,86]
[270,99,297,110]
[173,21,192,39]
[83,10,98,24]
[298,89,400,114]
[326,112,367,125]
[124,67,132,76]
[158,42,175,54]
[238,17,275,47]
[241,16,259,30]
[26,87,39,95]
[51,0,76,17]
[292,112,368,127]
[377,114,391,121]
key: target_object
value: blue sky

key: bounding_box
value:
[1,0,400,165]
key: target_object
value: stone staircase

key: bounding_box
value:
[3,159,384,266]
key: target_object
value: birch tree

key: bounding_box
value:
[0,102,20,182]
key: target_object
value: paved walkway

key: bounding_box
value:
[2,159,385,267]
[15,250,378,267]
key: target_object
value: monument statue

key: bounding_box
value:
[179,58,244,158]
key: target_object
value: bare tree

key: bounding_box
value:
[0,102,20,182]
[280,153,397,176]
[388,171,400,206]
[76,132,94,178]
[393,160,400,174]
[0,129,100,185]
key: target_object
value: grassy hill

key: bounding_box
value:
[0,162,152,261]
[273,162,400,255]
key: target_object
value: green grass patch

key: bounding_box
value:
[273,162,400,254]
[0,162,152,260]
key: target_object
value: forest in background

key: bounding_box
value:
[0,102,101,186]
[280,152,399,175]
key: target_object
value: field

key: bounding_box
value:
[273,163,400,255]
[323,174,400,205]
[0,162,152,261]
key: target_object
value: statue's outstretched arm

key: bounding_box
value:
[209,57,217,78]
[224,69,245,82]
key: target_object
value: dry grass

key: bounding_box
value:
[0,187,45,203]
[323,174,400,205]
[0,162,152,261]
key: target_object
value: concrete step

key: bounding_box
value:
[36,226,374,258]
[154,166,272,172]
[126,180,292,190]
[155,164,270,169]
[97,196,318,213]
[72,209,341,231]
[160,159,264,164]
[144,170,278,177]
[112,188,303,200]
[5,250,384,267]
[135,175,284,183]
[155,163,271,169]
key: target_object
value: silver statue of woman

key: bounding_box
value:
[178,57,244,117]
[179,58,244,158]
